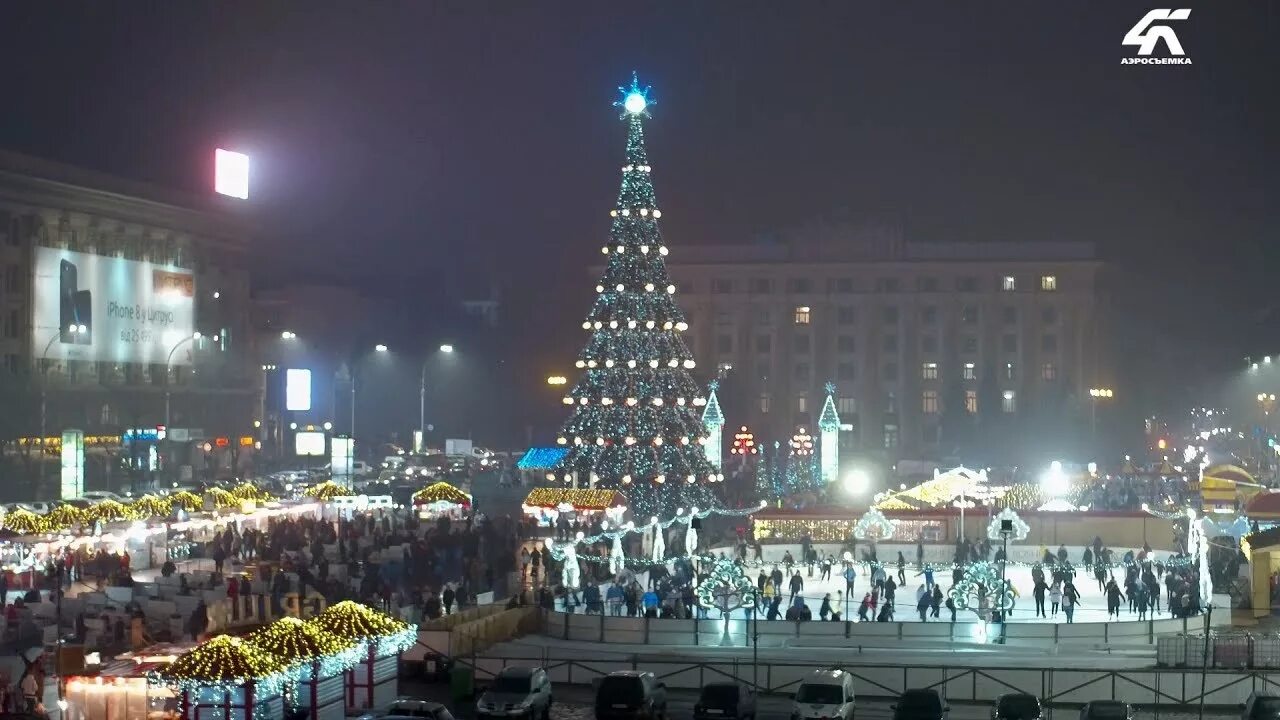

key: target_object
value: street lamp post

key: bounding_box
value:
[420,344,454,451]
[164,332,211,428]
[350,343,389,448]
[38,327,78,495]
[1088,387,1114,442]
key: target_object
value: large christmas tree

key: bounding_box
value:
[552,75,720,519]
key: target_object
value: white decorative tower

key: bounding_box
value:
[702,380,724,469]
[818,382,841,484]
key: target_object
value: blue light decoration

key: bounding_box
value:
[516,447,570,470]
[818,381,841,484]
[551,74,719,519]
[616,72,653,117]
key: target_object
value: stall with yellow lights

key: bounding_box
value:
[245,617,362,720]
[411,482,472,519]
[307,601,417,713]
[151,635,290,720]
[520,487,627,527]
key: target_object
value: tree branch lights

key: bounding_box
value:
[702,382,724,468]
[853,507,896,540]
[818,382,841,484]
[949,561,1014,612]
[307,601,417,657]
[986,508,1030,542]
[695,557,758,618]
[552,74,717,518]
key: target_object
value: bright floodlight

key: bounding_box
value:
[214,148,250,199]
[623,92,647,114]
[843,468,871,495]
[192,331,202,340]
[1041,460,1069,497]
[440,344,455,353]
[374,344,388,353]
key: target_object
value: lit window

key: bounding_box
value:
[964,390,978,414]
[1040,275,1057,291]
[963,362,976,381]
[838,397,857,414]
[1002,390,1016,413]
[921,362,938,380]
[1002,276,1016,291]
[794,306,811,325]
[1004,362,1016,380]
[883,424,899,449]
[797,394,808,414]
[1042,362,1057,381]
[922,390,939,414]
[760,393,771,414]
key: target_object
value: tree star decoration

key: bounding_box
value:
[695,557,757,613]
[986,507,1030,542]
[853,507,896,540]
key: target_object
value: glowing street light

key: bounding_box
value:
[1040,460,1070,498]
[546,375,568,386]
[843,468,872,495]
[374,344,388,353]
[280,330,297,340]
[439,344,455,354]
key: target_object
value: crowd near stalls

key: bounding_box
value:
[0,479,522,718]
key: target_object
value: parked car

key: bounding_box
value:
[992,693,1042,720]
[892,689,949,720]
[1079,701,1133,720]
[477,666,552,720]
[80,491,126,504]
[792,670,855,720]
[696,681,755,720]
[595,671,667,720]
[22,502,54,514]
[1244,693,1280,720]
[357,699,456,720]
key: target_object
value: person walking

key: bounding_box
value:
[1063,581,1081,623]
[1105,579,1125,620]
[843,564,857,596]
[857,593,872,622]
[819,593,833,620]
[917,590,931,622]
[1049,582,1062,617]
[896,552,907,586]
[945,591,957,622]
[820,555,833,581]
[1033,577,1048,618]
[916,538,925,569]
[930,584,943,618]
[884,576,897,614]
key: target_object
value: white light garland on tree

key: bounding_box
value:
[853,507,896,540]
[986,507,1031,542]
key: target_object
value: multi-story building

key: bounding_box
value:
[666,226,1108,461]
[0,150,255,492]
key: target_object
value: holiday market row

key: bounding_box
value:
[62,601,417,720]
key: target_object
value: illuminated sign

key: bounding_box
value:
[331,436,354,480]
[215,149,250,199]
[239,436,254,447]
[295,431,325,456]
[285,368,312,411]
[32,247,195,366]
[60,429,84,499]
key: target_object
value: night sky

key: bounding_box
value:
[1,2,1275,424]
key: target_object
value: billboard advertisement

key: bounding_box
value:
[295,431,326,456]
[285,368,312,411]
[32,247,195,365]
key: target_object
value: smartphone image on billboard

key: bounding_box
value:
[59,259,78,343]
[73,290,92,345]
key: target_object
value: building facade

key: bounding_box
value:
[665,227,1109,462]
[0,150,255,492]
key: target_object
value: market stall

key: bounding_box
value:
[152,635,290,720]
[63,644,192,720]
[411,482,471,519]
[520,487,626,527]
[246,617,361,720]
[307,601,416,713]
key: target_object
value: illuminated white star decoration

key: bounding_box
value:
[616,72,653,116]
[702,381,724,468]
[818,381,841,484]
[986,507,1031,542]
[853,507,896,540]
